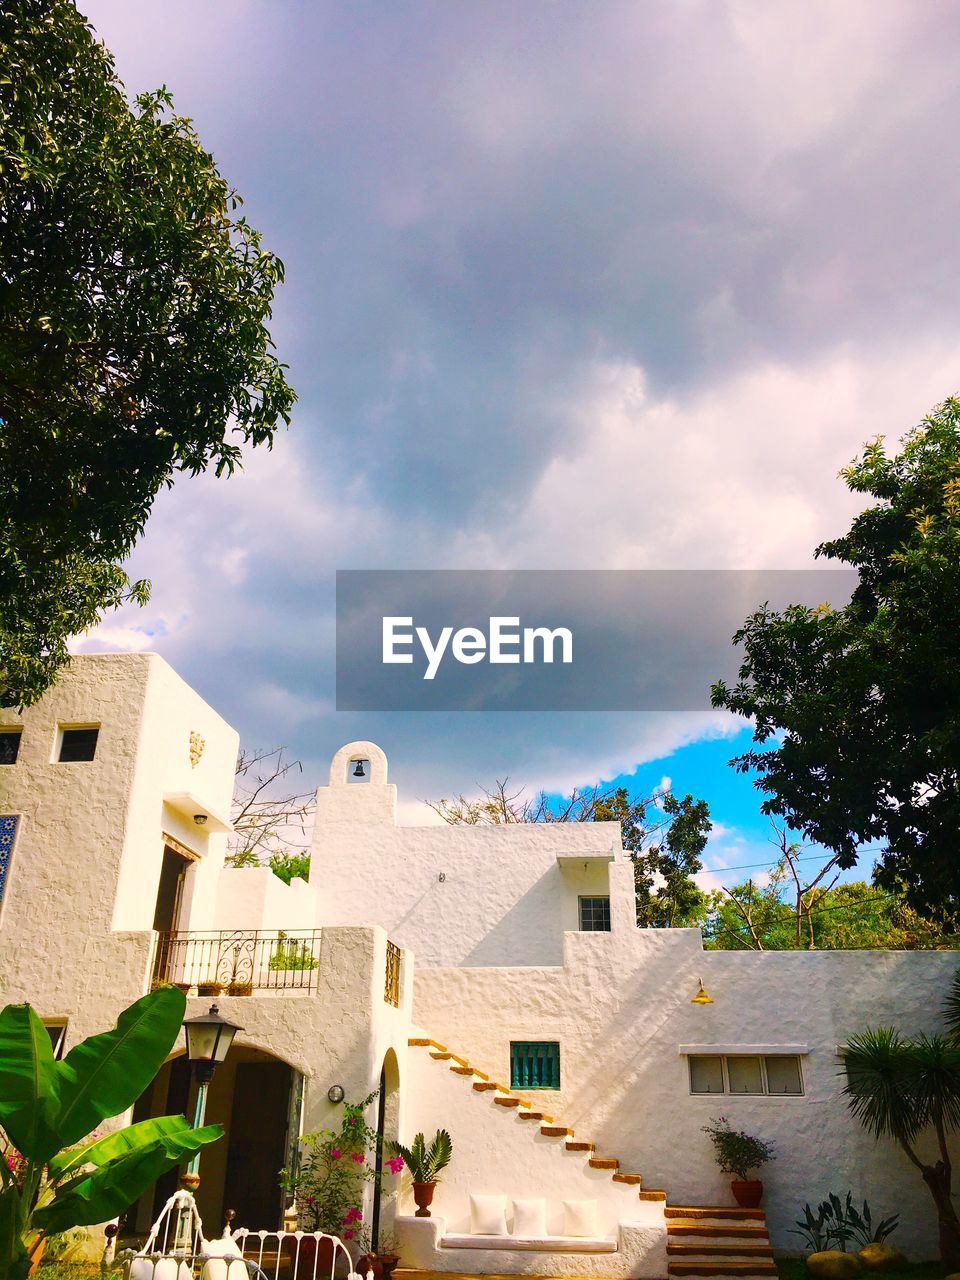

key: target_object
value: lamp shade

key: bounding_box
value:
[183,1003,243,1078]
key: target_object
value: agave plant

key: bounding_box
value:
[389,1130,453,1184]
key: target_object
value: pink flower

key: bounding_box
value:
[343,1230,355,1241]
[331,1148,342,1160]
[387,1156,404,1174]
[344,1208,361,1224]
[351,1152,364,1164]
[348,1117,358,1126]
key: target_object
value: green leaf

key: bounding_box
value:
[48,1114,207,1180]
[48,987,186,1159]
[0,1186,30,1280]
[34,1123,222,1234]
[0,1004,61,1161]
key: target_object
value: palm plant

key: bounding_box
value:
[389,1130,452,1185]
[841,1023,960,1267]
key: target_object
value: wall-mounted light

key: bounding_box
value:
[691,977,713,1005]
[193,813,208,826]
[328,1084,345,1103]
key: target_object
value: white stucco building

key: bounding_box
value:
[0,652,955,1277]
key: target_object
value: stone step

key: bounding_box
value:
[588,1157,619,1170]
[473,1081,500,1092]
[518,1110,554,1122]
[612,1173,642,1185]
[639,1189,668,1202]
[666,1208,766,1222]
[566,1140,595,1152]
[541,1125,575,1137]
[494,1096,521,1108]
[667,1263,777,1277]
[668,1244,775,1258]
[668,1225,769,1240]
[408,1037,446,1050]
[451,1064,487,1078]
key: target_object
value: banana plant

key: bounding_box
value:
[389,1130,453,1184]
[0,986,223,1280]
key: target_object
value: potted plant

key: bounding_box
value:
[702,1117,775,1207]
[389,1130,453,1218]
[280,1090,405,1268]
[197,981,223,998]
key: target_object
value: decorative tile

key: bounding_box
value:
[0,814,20,906]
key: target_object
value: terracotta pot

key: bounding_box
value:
[27,1236,46,1276]
[226,981,253,996]
[356,1254,383,1280]
[197,983,223,997]
[378,1254,400,1280]
[731,1178,763,1208]
[412,1181,437,1217]
[282,1234,336,1277]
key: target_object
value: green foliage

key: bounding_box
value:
[268,852,312,886]
[711,399,960,921]
[0,0,295,707]
[840,992,960,1265]
[791,1193,899,1253]
[388,1130,453,1184]
[704,876,958,952]
[281,1091,393,1248]
[0,988,222,1280]
[267,933,319,972]
[701,1117,774,1180]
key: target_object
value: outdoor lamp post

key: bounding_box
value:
[181,1003,243,1188]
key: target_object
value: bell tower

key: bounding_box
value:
[313,740,397,829]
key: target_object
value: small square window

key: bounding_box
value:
[727,1056,764,1094]
[578,895,611,931]
[765,1055,803,1094]
[58,727,99,762]
[44,1021,68,1060]
[511,1041,560,1089]
[0,731,22,765]
[689,1055,725,1094]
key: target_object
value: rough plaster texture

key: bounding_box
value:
[311,747,624,966]
[214,868,317,932]
[0,653,235,1040]
[412,928,960,1258]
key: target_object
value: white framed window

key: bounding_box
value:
[688,1053,804,1096]
[44,1020,68,1060]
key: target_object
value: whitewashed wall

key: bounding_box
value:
[412,927,960,1259]
[310,741,627,966]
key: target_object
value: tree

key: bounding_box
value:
[0,986,221,1280]
[841,969,960,1267]
[426,779,712,927]
[228,746,314,881]
[0,0,295,707]
[712,399,960,921]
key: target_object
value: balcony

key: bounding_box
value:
[152,929,321,996]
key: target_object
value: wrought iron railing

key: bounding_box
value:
[152,929,322,995]
[384,939,401,1007]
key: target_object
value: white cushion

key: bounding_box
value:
[470,1193,508,1235]
[511,1199,548,1238]
[441,1233,616,1253]
[563,1199,598,1238]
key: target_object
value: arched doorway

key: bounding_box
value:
[371,1048,401,1252]
[129,1044,301,1239]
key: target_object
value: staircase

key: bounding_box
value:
[665,1206,776,1280]
[408,1037,777,1280]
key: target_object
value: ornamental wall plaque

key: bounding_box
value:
[189,731,205,768]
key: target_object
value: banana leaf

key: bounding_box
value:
[0,1005,61,1162]
[48,987,187,1159]
[34,1122,222,1233]
[48,1114,214,1181]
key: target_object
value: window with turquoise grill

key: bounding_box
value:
[510,1040,560,1089]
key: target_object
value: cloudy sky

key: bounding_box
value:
[77,0,960,885]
